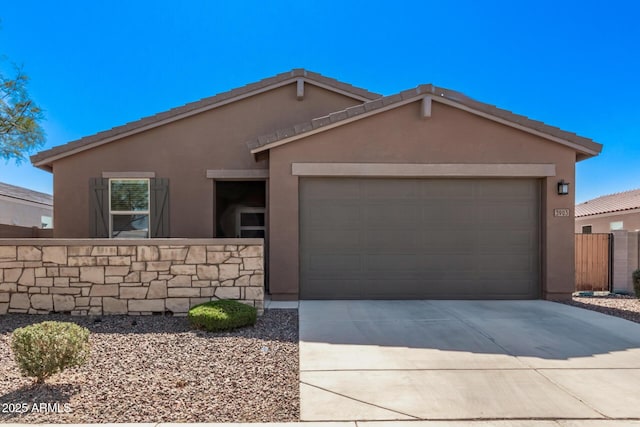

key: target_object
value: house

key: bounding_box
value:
[575,189,640,233]
[0,182,53,230]
[30,69,602,301]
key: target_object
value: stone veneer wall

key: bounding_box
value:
[0,239,264,316]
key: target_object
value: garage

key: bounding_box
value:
[300,177,540,299]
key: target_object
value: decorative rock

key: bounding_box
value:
[219,264,239,280]
[42,246,68,264]
[9,293,30,309]
[30,294,53,311]
[53,295,75,312]
[103,297,127,314]
[185,246,206,264]
[147,281,167,298]
[81,267,105,284]
[89,284,119,297]
[197,265,219,280]
[168,287,200,298]
[17,246,42,261]
[137,246,159,261]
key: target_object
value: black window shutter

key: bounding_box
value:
[150,178,170,238]
[89,178,109,237]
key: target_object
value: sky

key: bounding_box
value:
[0,0,638,203]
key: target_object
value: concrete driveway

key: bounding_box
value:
[299,300,640,422]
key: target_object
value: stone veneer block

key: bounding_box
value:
[106,266,130,276]
[118,246,136,256]
[103,297,127,314]
[81,267,105,284]
[31,294,53,311]
[245,287,264,300]
[124,271,140,282]
[219,264,239,281]
[240,246,262,257]
[159,247,188,261]
[250,274,264,286]
[243,257,263,270]
[0,303,8,314]
[90,284,119,297]
[10,293,30,309]
[50,287,82,295]
[128,299,165,312]
[35,277,53,287]
[42,246,68,264]
[108,256,131,266]
[185,246,206,264]
[18,269,35,286]
[0,246,16,260]
[68,246,92,256]
[59,267,80,277]
[53,295,75,312]
[68,256,96,267]
[147,281,167,298]
[235,275,250,286]
[146,261,172,271]
[120,287,148,299]
[167,287,200,298]
[215,287,240,299]
[5,268,22,282]
[131,262,146,271]
[170,264,197,275]
[137,246,159,261]
[166,298,190,313]
[91,246,118,256]
[141,271,158,282]
[168,275,191,287]
[197,265,218,280]
[17,246,42,261]
[207,252,230,264]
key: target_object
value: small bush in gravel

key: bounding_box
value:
[633,269,640,297]
[11,321,90,383]
[188,300,257,332]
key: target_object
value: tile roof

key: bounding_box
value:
[31,69,381,169]
[575,188,640,217]
[248,84,602,157]
[0,182,53,206]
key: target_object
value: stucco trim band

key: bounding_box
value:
[102,171,156,178]
[206,169,269,179]
[291,163,557,177]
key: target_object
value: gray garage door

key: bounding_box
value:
[299,178,540,299]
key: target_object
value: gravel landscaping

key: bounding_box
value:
[563,294,640,324]
[0,309,298,423]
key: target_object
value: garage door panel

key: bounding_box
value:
[300,178,540,300]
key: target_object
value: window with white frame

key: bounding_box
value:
[109,179,150,238]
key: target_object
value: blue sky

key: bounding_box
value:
[0,0,638,203]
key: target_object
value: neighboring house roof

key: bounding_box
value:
[0,182,53,206]
[575,188,640,217]
[248,84,602,159]
[31,69,381,170]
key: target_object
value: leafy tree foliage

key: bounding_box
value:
[0,65,45,162]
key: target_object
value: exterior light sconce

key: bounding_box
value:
[557,180,570,195]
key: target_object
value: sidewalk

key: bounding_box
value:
[3,421,640,426]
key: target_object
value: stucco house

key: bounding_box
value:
[30,69,602,301]
[575,189,640,233]
[0,182,53,229]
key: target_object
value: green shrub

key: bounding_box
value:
[188,300,257,332]
[11,321,90,383]
[633,269,640,298]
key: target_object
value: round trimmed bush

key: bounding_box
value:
[188,300,257,332]
[11,321,90,383]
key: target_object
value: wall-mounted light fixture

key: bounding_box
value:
[557,180,570,195]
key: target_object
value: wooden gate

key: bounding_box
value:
[575,233,612,291]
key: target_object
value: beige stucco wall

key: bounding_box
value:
[576,212,640,233]
[268,101,577,300]
[52,83,362,238]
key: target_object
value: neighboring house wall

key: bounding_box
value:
[0,196,52,228]
[575,211,640,233]
[267,101,577,300]
[52,83,362,238]
[0,239,263,315]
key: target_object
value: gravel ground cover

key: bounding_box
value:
[563,294,640,324]
[0,309,298,423]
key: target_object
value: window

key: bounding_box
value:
[41,216,53,229]
[235,207,265,238]
[581,225,592,234]
[109,179,150,238]
[610,221,624,231]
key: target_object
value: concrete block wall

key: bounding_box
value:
[611,230,639,294]
[0,239,264,316]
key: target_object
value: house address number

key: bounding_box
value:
[554,208,571,217]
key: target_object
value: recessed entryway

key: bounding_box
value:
[215,181,266,238]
